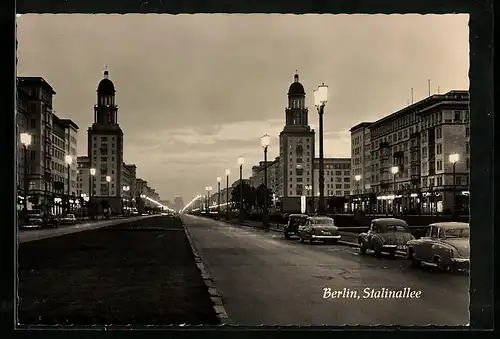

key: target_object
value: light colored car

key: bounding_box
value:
[407,222,470,271]
[60,213,77,225]
[358,218,415,257]
[298,216,341,244]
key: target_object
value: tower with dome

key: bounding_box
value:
[278,72,316,204]
[85,69,124,213]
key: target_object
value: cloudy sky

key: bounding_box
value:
[16,14,469,203]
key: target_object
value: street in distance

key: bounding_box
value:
[323,287,423,300]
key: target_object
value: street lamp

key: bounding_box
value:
[355,174,362,211]
[89,168,96,199]
[449,153,460,219]
[106,175,111,197]
[314,83,328,215]
[206,185,212,214]
[65,155,73,214]
[20,133,31,212]
[225,169,230,220]
[217,177,221,218]
[391,166,399,215]
[261,134,271,228]
[123,185,130,214]
[305,184,312,214]
[238,156,244,222]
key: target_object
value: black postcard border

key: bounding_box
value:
[3,0,495,337]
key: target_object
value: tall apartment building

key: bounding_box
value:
[351,90,469,214]
[313,158,351,198]
[279,73,316,200]
[86,70,124,213]
[76,156,90,197]
[16,77,78,214]
[350,122,372,197]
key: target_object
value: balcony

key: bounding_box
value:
[380,141,390,148]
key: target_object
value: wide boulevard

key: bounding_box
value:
[182,214,469,326]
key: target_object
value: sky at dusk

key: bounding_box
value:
[16,14,469,202]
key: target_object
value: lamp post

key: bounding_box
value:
[205,186,209,213]
[391,166,399,215]
[238,156,244,222]
[65,155,73,214]
[123,185,130,215]
[106,175,111,195]
[217,177,221,219]
[207,185,212,214]
[355,174,361,212]
[225,169,230,220]
[20,133,31,213]
[313,83,328,215]
[89,168,96,198]
[261,134,271,229]
[305,184,312,214]
[449,153,460,219]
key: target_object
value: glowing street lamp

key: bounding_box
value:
[217,176,221,218]
[89,167,96,199]
[449,153,460,219]
[261,134,271,228]
[20,133,31,212]
[225,168,230,219]
[390,166,399,215]
[313,83,328,215]
[237,157,244,221]
[106,175,111,197]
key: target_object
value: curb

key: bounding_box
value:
[182,223,230,325]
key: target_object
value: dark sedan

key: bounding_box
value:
[358,218,415,257]
[283,214,308,239]
[298,216,341,244]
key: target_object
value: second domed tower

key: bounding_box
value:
[94,70,118,124]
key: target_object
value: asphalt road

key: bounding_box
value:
[182,215,469,326]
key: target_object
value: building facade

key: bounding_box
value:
[355,90,469,214]
[313,157,351,198]
[17,77,78,214]
[350,122,372,197]
[76,156,90,197]
[87,70,124,213]
[279,73,316,199]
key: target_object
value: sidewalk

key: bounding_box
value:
[18,215,155,243]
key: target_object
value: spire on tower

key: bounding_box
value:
[294,71,299,83]
[104,65,109,79]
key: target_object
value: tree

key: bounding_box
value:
[255,184,272,208]
[231,181,256,211]
[135,196,146,214]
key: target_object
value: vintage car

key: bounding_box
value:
[22,213,44,228]
[407,222,470,271]
[298,216,341,244]
[358,218,415,256]
[283,214,308,239]
[42,214,59,228]
[59,213,77,225]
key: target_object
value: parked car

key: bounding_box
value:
[42,214,59,228]
[283,214,308,239]
[406,222,470,271]
[59,213,77,225]
[358,218,415,257]
[22,213,43,228]
[298,216,341,244]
